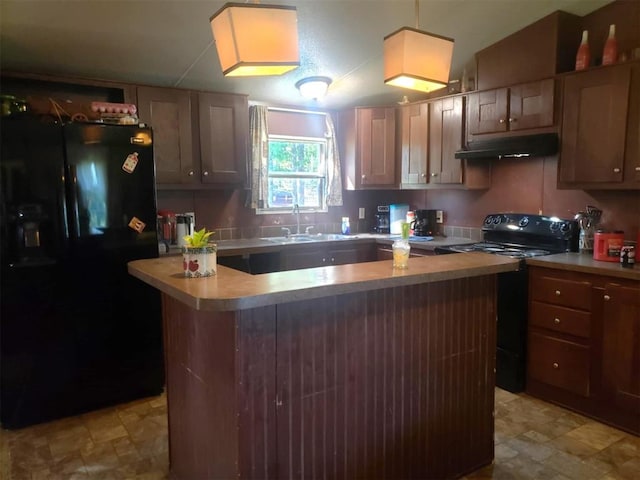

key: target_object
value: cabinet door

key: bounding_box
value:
[429,96,464,184]
[559,65,631,184]
[137,87,194,184]
[280,246,326,271]
[601,284,640,417]
[508,79,554,131]
[467,88,509,135]
[357,107,396,186]
[400,103,428,185]
[198,92,248,185]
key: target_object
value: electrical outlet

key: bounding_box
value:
[358,207,365,219]
[436,210,444,223]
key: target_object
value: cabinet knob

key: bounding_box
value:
[499,118,505,124]
[421,173,426,178]
[604,294,611,301]
[552,362,559,369]
[322,258,327,263]
[555,290,561,296]
[635,166,640,172]
[613,168,621,173]
[188,170,194,176]
[361,175,366,180]
[509,117,517,123]
[331,257,335,263]
[431,173,438,177]
[203,171,209,176]
[554,318,560,324]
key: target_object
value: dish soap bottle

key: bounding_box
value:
[575,30,591,71]
[602,24,618,65]
[341,217,350,235]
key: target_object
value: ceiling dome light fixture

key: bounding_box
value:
[210,2,300,77]
[295,76,332,100]
[384,0,454,93]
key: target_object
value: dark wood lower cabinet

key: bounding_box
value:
[161,276,498,479]
[281,243,376,271]
[527,267,640,435]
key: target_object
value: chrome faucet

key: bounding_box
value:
[292,203,301,234]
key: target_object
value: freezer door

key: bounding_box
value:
[0,118,68,265]
[63,123,158,258]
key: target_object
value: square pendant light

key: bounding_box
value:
[384,27,454,93]
[210,3,300,77]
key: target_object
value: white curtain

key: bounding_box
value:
[249,105,269,209]
[325,113,343,207]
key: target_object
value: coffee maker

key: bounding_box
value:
[373,205,390,234]
[412,209,439,237]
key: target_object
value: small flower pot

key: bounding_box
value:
[182,245,217,277]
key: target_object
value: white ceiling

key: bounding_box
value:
[1,0,612,110]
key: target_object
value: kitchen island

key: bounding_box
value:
[128,253,520,480]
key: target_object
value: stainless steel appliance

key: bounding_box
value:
[435,213,579,393]
[1,118,164,429]
[412,209,439,237]
[373,205,390,234]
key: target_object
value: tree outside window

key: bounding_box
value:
[264,136,327,212]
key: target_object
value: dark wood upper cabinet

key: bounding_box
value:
[338,107,396,189]
[138,86,248,188]
[467,79,555,138]
[399,102,429,186]
[136,86,194,185]
[198,92,248,186]
[429,96,464,184]
[475,11,581,91]
[558,63,640,189]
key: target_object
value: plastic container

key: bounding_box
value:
[602,24,618,66]
[593,230,624,262]
[575,30,591,71]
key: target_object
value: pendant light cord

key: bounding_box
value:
[415,0,420,29]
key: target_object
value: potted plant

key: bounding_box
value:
[181,228,217,277]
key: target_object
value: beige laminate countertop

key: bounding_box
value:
[527,252,640,281]
[165,234,474,256]
[129,252,519,312]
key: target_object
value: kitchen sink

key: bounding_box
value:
[261,236,316,244]
[261,233,358,244]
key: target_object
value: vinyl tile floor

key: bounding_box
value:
[0,388,638,479]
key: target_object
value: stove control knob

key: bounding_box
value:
[560,222,571,233]
[484,216,493,225]
[493,216,502,225]
[518,217,529,228]
[550,222,560,232]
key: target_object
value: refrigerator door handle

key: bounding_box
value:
[67,164,81,239]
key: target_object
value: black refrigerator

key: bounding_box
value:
[0,118,164,429]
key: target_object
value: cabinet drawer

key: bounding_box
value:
[530,274,591,310]
[528,332,590,397]
[530,301,591,338]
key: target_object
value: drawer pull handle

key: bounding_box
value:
[635,166,640,172]
[188,170,194,176]
[604,295,611,301]
[613,168,621,173]
[553,362,559,369]
[554,318,560,324]
[499,118,505,124]
[555,290,561,296]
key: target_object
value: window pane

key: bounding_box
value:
[267,177,323,209]
[269,141,322,173]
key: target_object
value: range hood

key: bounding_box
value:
[455,133,558,160]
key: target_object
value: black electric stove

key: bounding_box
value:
[435,213,579,392]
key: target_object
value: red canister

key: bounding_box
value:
[593,230,625,262]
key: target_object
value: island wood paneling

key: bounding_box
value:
[161,275,497,480]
